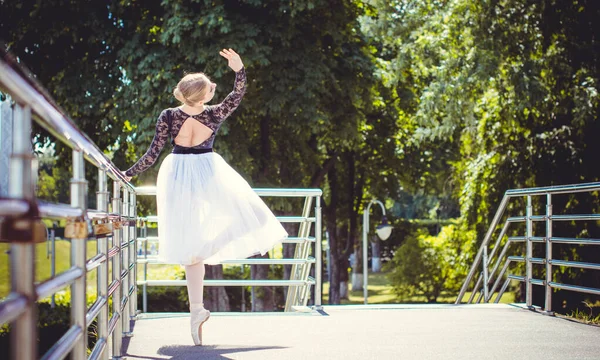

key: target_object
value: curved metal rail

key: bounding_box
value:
[135,186,323,313]
[0,50,136,360]
[456,182,600,312]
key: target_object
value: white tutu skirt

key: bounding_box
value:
[155,152,288,265]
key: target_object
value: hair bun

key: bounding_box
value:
[173,87,187,104]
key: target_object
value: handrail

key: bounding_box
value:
[0,51,137,360]
[457,181,600,312]
[0,48,325,360]
[0,49,132,188]
[505,181,600,196]
[135,185,323,313]
[134,186,323,197]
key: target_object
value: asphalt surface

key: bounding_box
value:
[123,304,600,360]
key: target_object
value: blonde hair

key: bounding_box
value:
[173,73,210,106]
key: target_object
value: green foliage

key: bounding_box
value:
[366,0,600,309]
[137,286,189,313]
[3,0,599,311]
[567,302,600,325]
[385,223,475,303]
[366,0,600,229]
[0,297,99,358]
[0,240,102,298]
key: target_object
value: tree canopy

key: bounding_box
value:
[1,0,598,309]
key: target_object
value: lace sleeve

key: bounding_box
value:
[124,110,169,177]
[210,67,247,122]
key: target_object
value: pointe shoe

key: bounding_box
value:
[190,308,210,346]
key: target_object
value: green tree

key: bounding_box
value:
[367,0,600,310]
[1,0,406,307]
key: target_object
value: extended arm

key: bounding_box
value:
[210,67,247,121]
[124,111,169,177]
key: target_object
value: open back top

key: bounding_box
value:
[125,68,247,177]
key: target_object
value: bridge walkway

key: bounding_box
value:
[124,304,600,360]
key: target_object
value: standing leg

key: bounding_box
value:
[185,260,206,308]
[185,260,210,346]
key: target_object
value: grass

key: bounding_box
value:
[1,243,519,306]
[566,302,600,325]
[1,240,108,301]
[0,240,281,299]
[322,271,516,305]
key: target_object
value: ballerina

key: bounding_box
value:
[121,49,288,345]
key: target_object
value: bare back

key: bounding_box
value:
[174,117,214,147]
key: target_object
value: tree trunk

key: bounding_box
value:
[204,265,230,311]
[251,253,274,311]
[339,255,350,299]
[328,239,341,305]
[324,155,341,304]
[260,116,271,178]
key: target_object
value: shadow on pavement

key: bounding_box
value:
[125,345,287,360]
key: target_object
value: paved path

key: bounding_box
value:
[124,304,600,360]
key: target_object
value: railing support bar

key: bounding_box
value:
[483,246,489,302]
[545,193,553,314]
[130,192,138,318]
[526,195,533,308]
[112,181,123,358]
[456,195,510,303]
[70,150,88,360]
[9,103,37,360]
[314,195,323,309]
[121,188,132,336]
[97,169,110,360]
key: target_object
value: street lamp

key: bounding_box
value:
[363,199,393,304]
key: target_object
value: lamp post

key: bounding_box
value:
[363,199,393,304]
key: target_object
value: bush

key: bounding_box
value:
[385,223,474,302]
[137,285,189,312]
[0,296,99,358]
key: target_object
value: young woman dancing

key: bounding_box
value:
[121,49,288,345]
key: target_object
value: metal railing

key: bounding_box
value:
[0,51,137,359]
[134,186,323,312]
[456,182,600,312]
[0,47,324,360]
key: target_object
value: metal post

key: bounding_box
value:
[130,192,138,318]
[50,226,56,308]
[315,195,323,309]
[70,150,88,360]
[122,187,132,336]
[362,200,388,305]
[97,169,109,360]
[241,265,246,312]
[10,244,36,360]
[526,195,533,308]
[112,181,123,358]
[9,103,37,360]
[142,219,148,313]
[545,193,553,314]
[483,246,489,302]
[0,97,13,197]
[326,231,331,283]
[362,203,370,304]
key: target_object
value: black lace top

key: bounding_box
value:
[124,68,247,177]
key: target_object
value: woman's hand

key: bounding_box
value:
[219,48,244,72]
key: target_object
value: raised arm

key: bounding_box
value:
[210,67,247,121]
[124,110,170,177]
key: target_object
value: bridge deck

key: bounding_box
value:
[124,304,600,360]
